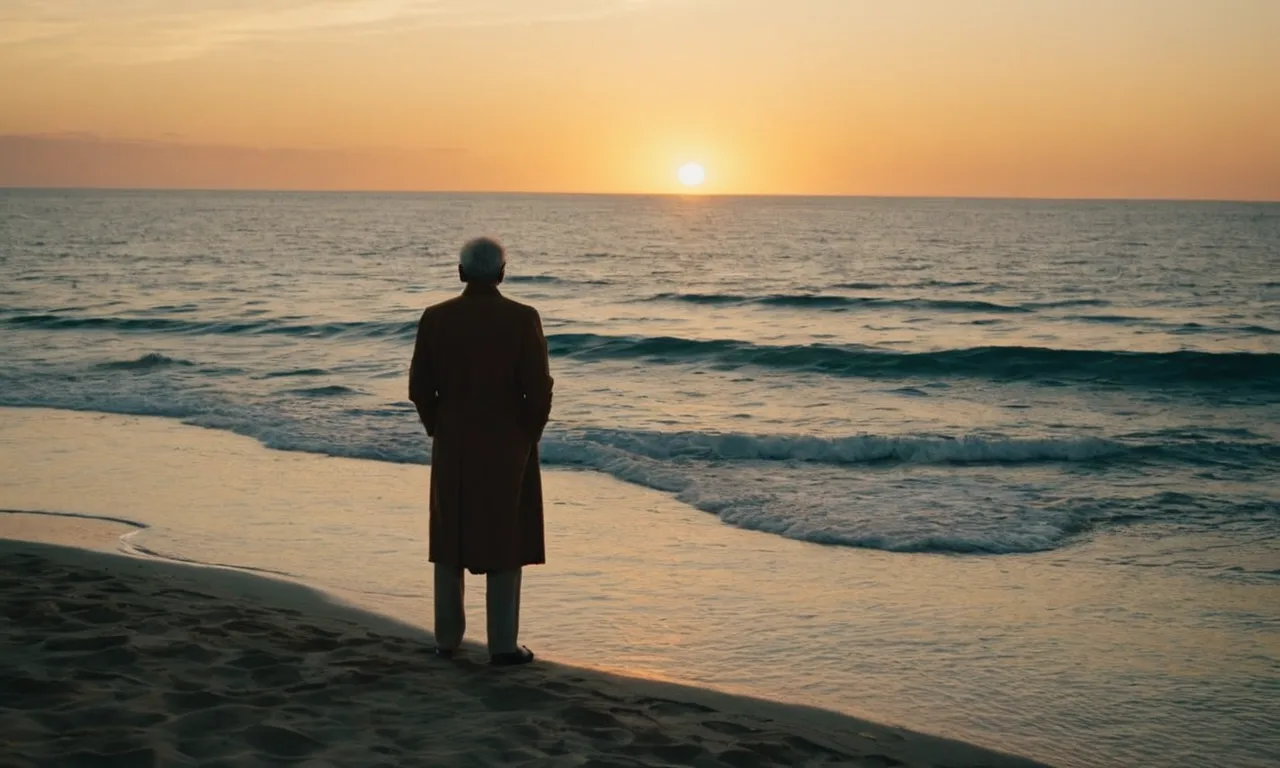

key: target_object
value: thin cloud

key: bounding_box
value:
[1,0,686,63]
[0,132,465,154]
[0,133,471,190]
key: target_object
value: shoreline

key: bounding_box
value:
[9,406,1275,767]
[0,536,1051,767]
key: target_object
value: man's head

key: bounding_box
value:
[458,237,506,285]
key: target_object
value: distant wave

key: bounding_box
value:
[542,429,1127,466]
[832,280,987,290]
[95,353,194,370]
[506,275,611,286]
[505,275,561,284]
[259,368,331,378]
[1022,298,1111,309]
[644,291,1120,314]
[3,312,417,340]
[645,292,1031,313]
[547,333,1280,389]
[1065,314,1150,325]
[10,313,1279,389]
[277,385,361,398]
[1064,315,1280,336]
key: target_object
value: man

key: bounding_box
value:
[408,237,554,666]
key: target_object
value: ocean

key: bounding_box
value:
[2,189,1278,766]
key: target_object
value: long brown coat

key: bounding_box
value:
[408,284,554,573]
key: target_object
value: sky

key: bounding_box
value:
[1,0,1277,199]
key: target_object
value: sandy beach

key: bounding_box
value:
[0,534,1049,768]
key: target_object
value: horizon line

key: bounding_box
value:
[2,185,1278,205]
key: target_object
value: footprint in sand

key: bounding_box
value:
[561,704,620,729]
[67,604,129,624]
[249,663,304,687]
[242,723,324,759]
[481,684,565,711]
[633,742,714,764]
[856,755,908,768]
[228,649,292,670]
[154,588,219,601]
[285,634,343,652]
[221,618,279,634]
[56,746,158,767]
[642,697,717,717]
[163,689,237,710]
[43,633,131,652]
[704,719,763,736]
[77,645,141,668]
[145,640,223,664]
[169,704,265,737]
[45,703,167,731]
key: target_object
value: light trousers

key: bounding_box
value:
[433,563,522,655]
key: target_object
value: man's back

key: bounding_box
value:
[412,286,550,438]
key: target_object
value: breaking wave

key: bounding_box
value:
[94,353,193,370]
[10,312,1278,389]
[547,333,1280,389]
[645,292,1031,313]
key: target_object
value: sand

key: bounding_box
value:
[0,537,1050,768]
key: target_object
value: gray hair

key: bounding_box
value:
[459,237,506,282]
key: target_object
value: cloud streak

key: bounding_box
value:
[1,0,678,63]
[0,133,471,190]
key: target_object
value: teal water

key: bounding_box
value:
[2,190,1277,553]
[1,190,1277,766]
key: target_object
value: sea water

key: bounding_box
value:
[1,190,1277,766]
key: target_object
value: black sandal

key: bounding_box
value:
[490,646,535,667]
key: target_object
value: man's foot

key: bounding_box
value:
[433,646,458,659]
[489,646,534,667]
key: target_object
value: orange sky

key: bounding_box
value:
[2,0,1277,199]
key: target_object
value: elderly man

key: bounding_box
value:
[408,237,554,666]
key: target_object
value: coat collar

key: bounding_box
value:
[462,283,502,297]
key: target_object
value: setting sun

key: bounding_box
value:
[678,163,706,188]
